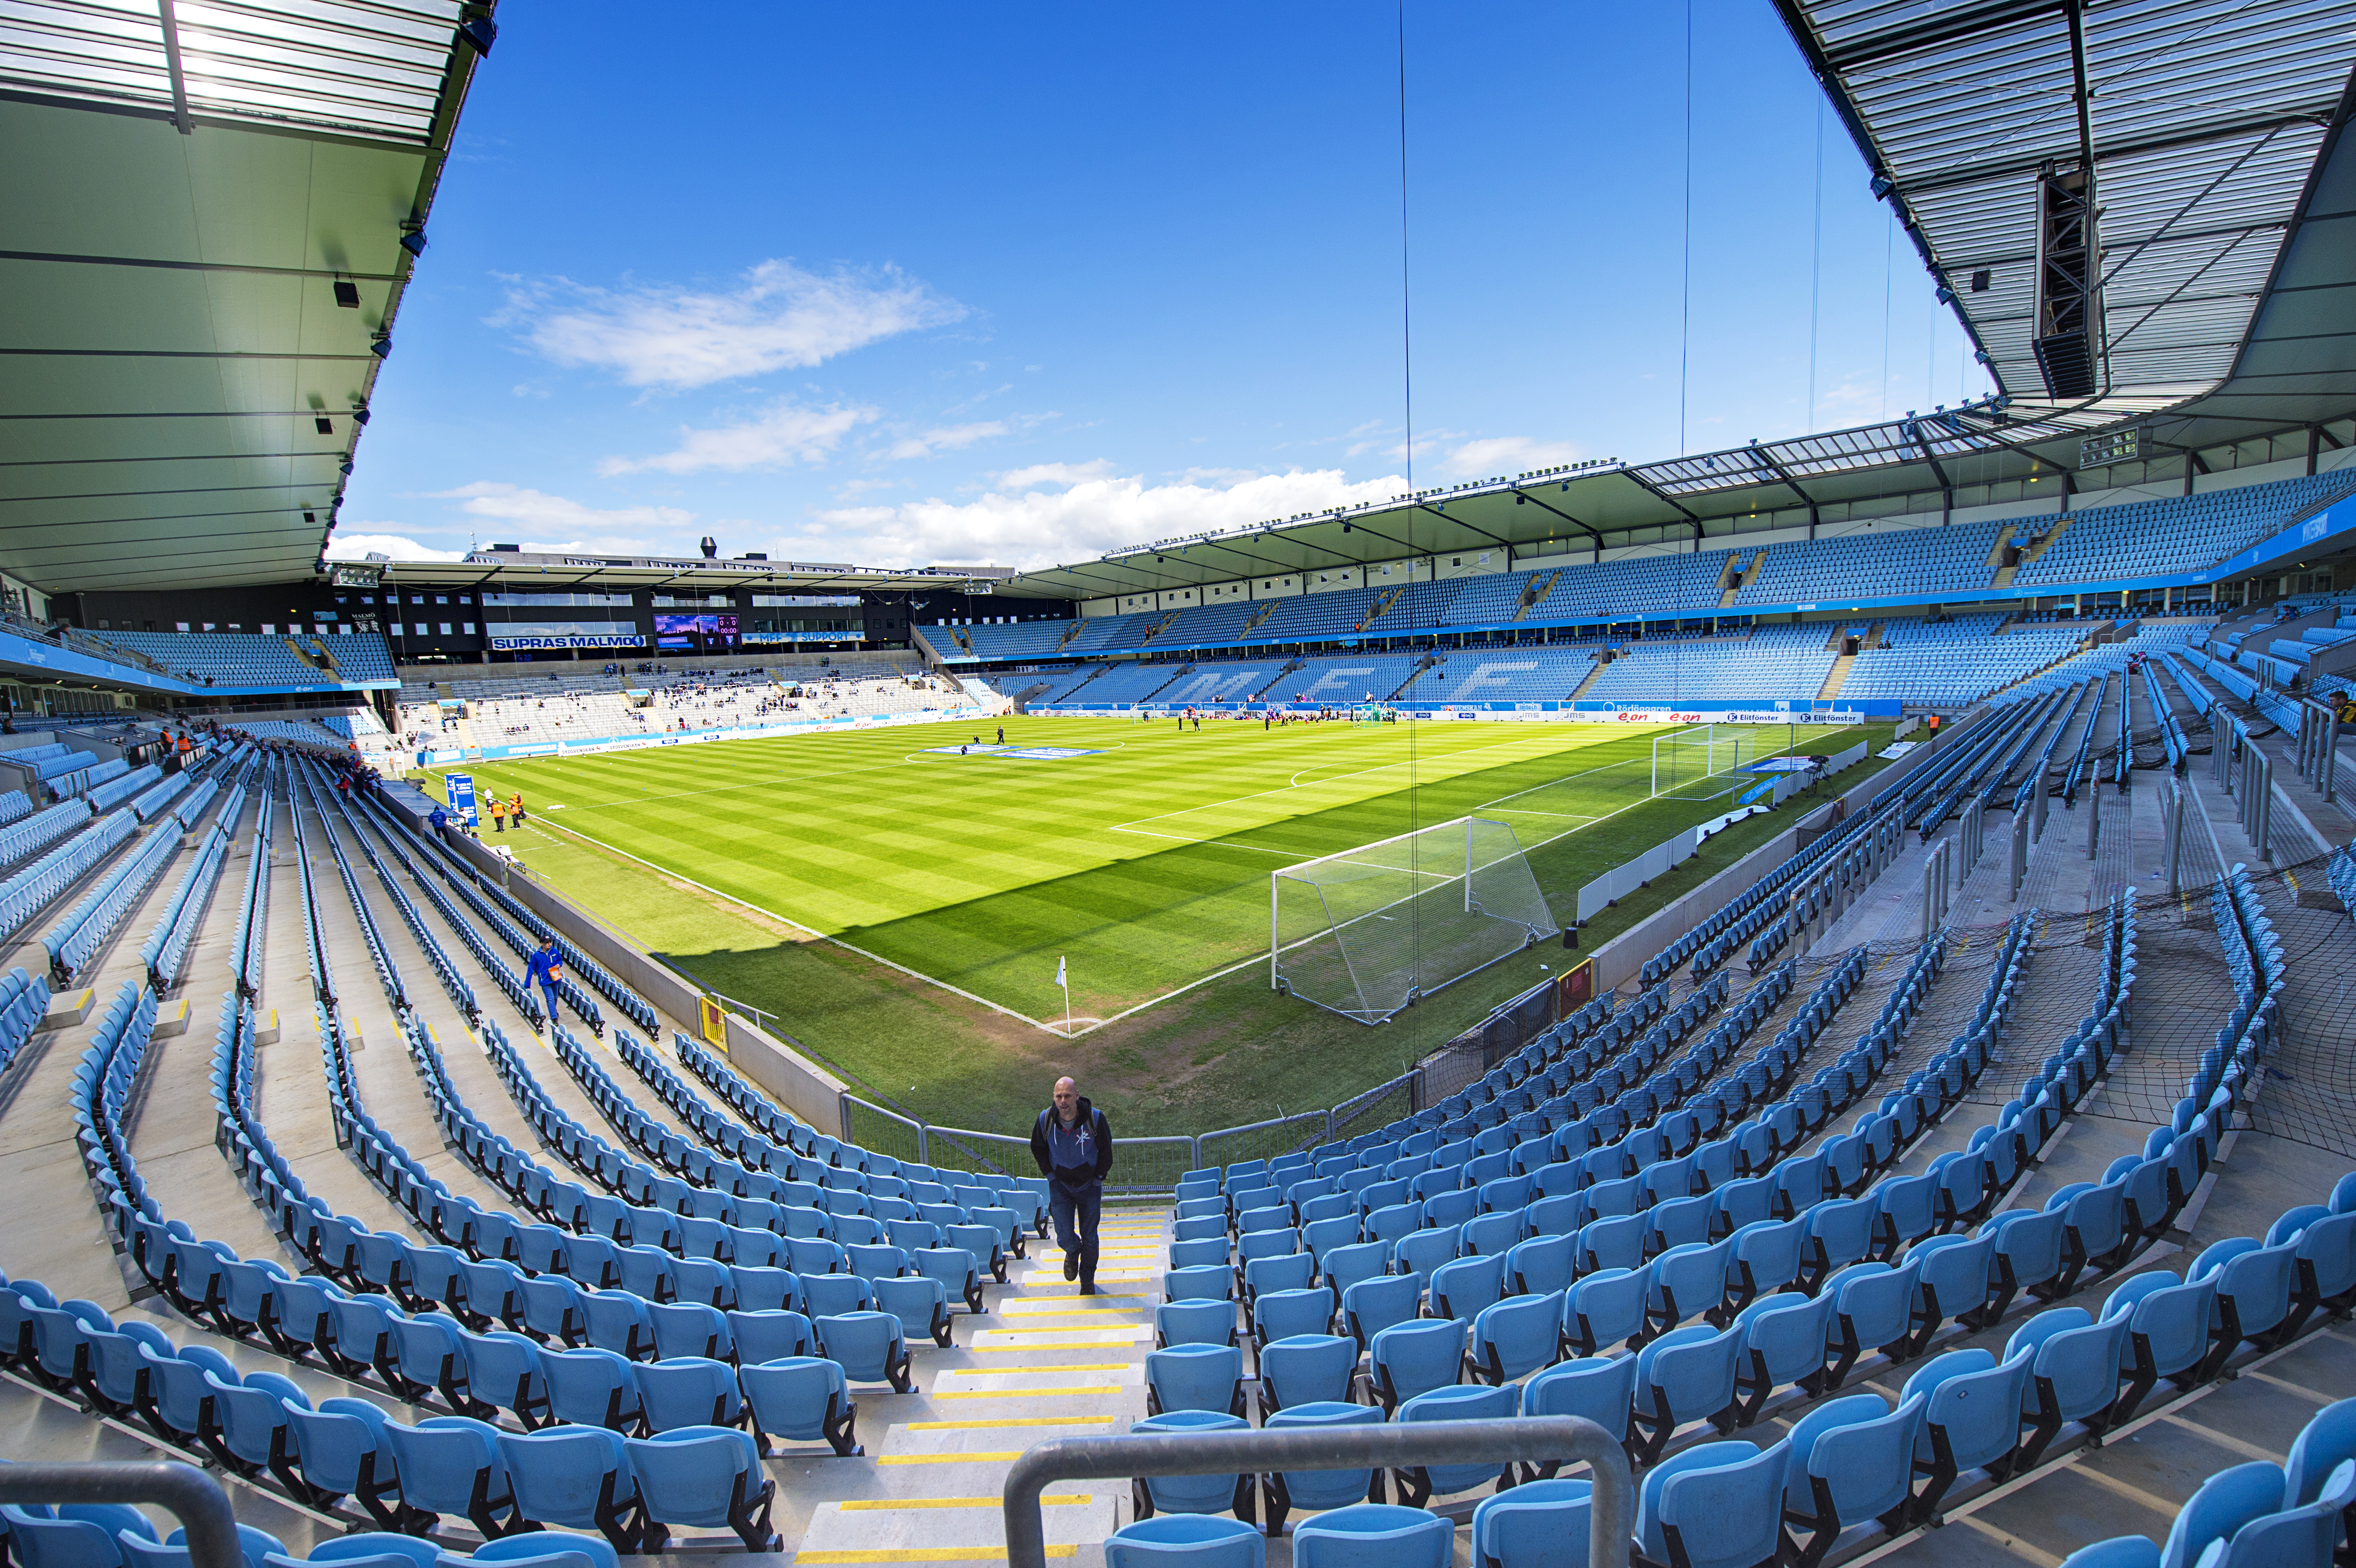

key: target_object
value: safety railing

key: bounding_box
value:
[1001,1418,1633,1568]
[0,1463,239,1568]
[1194,1108,1333,1175]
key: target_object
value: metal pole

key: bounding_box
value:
[2326,708,2341,805]
[1002,1418,1637,1568]
[1921,849,1938,940]
[2009,809,2029,902]
[2086,779,2100,860]
[2034,762,2050,839]
[0,1465,239,1568]
[2252,751,2273,863]
[2163,778,2184,897]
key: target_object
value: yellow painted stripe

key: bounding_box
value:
[1007,1294,1145,1304]
[966,1342,1148,1352]
[837,1496,1091,1511]
[907,1416,1116,1429]
[877,1451,1023,1465]
[980,1324,1146,1337]
[938,1362,1134,1373]
[994,1290,1140,1309]
[796,1549,1079,1562]
[929,1387,1122,1399]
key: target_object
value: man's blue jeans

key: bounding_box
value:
[539,983,559,1025]
[1049,1181,1101,1283]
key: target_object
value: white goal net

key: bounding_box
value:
[1272,816,1558,1024]
[1651,723,1757,800]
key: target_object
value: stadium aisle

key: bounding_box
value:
[4,802,246,1308]
[789,1207,1171,1567]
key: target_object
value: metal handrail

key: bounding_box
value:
[0,1462,239,1568]
[1001,1417,1633,1568]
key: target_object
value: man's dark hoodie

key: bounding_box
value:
[1030,1095,1114,1192]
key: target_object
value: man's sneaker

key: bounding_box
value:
[1064,1255,1079,1282]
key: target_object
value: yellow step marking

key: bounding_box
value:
[877,1451,1023,1465]
[980,1323,1147,1337]
[837,1496,1091,1511]
[907,1416,1116,1429]
[966,1341,1149,1353]
[1007,1294,1145,1304]
[930,1386,1122,1399]
[796,1549,1079,1562]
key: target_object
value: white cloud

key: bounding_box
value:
[886,420,1009,461]
[324,533,466,563]
[599,400,874,476]
[774,465,1405,571]
[1440,436,1581,478]
[429,482,693,552]
[500,259,964,390]
[998,460,1114,490]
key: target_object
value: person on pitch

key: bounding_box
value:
[1030,1075,1113,1294]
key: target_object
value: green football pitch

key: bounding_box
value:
[431,714,1859,1030]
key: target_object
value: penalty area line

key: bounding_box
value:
[534,816,1066,1037]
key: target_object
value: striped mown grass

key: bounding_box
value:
[436,714,1861,1024]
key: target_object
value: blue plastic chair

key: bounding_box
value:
[538,1347,644,1433]
[1104,1515,1265,1568]
[496,1427,641,1551]
[3,1506,153,1568]
[1630,1322,1740,1463]
[1146,1343,1245,1417]
[2158,1460,2286,1568]
[1156,1300,1238,1350]
[630,1357,742,1433]
[1470,1292,1564,1386]
[626,1426,778,1551]
[379,1416,515,1538]
[1522,1357,1637,1471]
[1648,1439,1790,1568]
[739,1356,860,1457]
[1392,1383,1516,1506]
[1564,1268,1648,1359]
[2005,1307,2129,1466]
[1289,1504,1453,1568]
[1258,1334,1358,1413]
[1781,1392,1925,1567]
[1471,1477,1593,1568]
[813,1311,911,1392]
[1367,1318,1466,1413]
[1902,1347,2031,1522]
[1342,1276,1421,1351]
[1128,1411,1254,1520]
[1258,1402,1386,1535]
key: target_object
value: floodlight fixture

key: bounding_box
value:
[315,417,334,435]
[1869,173,1895,199]
[399,228,428,258]
[333,280,360,308]
[1935,286,1955,305]
[370,336,392,358]
[458,14,497,54]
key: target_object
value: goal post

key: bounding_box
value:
[1650,723,1757,800]
[1271,815,1559,1024]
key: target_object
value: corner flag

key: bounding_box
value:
[1055,956,1066,988]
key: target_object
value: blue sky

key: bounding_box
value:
[334,0,1992,573]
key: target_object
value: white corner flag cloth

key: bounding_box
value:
[1055,956,1067,988]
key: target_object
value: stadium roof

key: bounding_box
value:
[0,0,491,595]
[1774,0,2356,406]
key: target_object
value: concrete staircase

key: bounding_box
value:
[1817,651,1856,700]
[788,1209,1171,1565]
[1239,600,1280,637]
[1570,656,1609,699]
[1513,569,1562,621]
[1717,551,1756,608]
[1353,586,1402,634]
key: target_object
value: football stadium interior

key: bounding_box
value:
[7,4,2356,1568]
